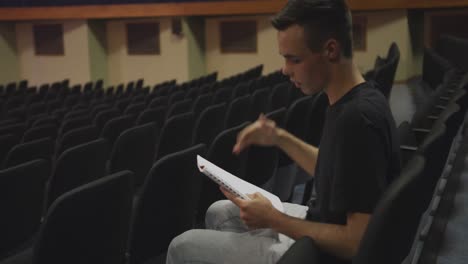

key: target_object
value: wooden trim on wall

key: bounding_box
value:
[348,0,468,11]
[1,0,468,21]
[0,1,286,21]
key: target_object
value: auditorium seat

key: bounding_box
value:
[3,138,54,168]
[128,144,207,264]
[192,103,226,147]
[100,114,135,148]
[268,82,291,111]
[197,122,250,224]
[0,160,50,261]
[55,125,99,156]
[191,94,213,118]
[224,94,252,129]
[1,170,133,264]
[22,125,57,143]
[148,96,169,109]
[155,112,195,161]
[109,122,157,190]
[46,139,109,209]
[166,99,193,119]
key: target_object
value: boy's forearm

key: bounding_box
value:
[275,128,319,176]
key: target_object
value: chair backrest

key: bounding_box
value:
[166,99,193,119]
[33,171,133,264]
[27,102,47,116]
[130,95,146,105]
[22,124,58,143]
[47,139,109,208]
[184,86,200,100]
[417,123,449,211]
[0,134,20,165]
[422,47,453,90]
[224,94,252,129]
[0,123,26,139]
[109,123,157,189]
[268,82,291,111]
[191,93,213,117]
[232,83,250,98]
[115,98,132,112]
[6,107,27,122]
[250,87,270,120]
[155,112,195,161]
[124,102,146,117]
[90,104,112,119]
[100,114,135,148]
[243,107,287,187]
[192,103,226,147]
[148,96,168,109]
[3,138,54,168]
[32,116,58,128]
[266,107,287,127]
[56,125,99,156]
[0,159,50,259]
[212,87,232,105]
[168,91,186,105]
[136,106,166,126]
[93,108,120,131]
[129,144,207,264]
[354,155,425,264]
[59,116,91,138]
[64,109,89,121]
[198,122,249,223]
[373,43,400,100]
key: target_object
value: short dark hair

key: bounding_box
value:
[271,0,353,58]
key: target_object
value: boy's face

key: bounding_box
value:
[277,24,329,95]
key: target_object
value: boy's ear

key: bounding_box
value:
[324,39,339,61]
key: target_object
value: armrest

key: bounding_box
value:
[400,145,417,151]
[412,128,430,133]
[277,236,320,264]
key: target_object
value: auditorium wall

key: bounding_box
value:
[205,15,283,80]
[88,20,108,86]
[16,20,91,87]
[2,10,425,86]
[205,11,423,82]
[0,23,20,85]
[106,18,189,87]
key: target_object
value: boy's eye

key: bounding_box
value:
[289,58,301,64]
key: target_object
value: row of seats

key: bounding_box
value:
[0,65,296,264]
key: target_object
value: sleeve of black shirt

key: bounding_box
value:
[330,107,390,215]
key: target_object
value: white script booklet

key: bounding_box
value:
[197,155,284,212]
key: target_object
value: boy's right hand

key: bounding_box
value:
[233,113,280,154]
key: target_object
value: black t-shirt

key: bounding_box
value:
[305,82,401,264]
[307,82,401,224]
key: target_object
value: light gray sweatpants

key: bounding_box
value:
[166,200,308,264]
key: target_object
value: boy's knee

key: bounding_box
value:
[167,230,201,263]
[205,200,236,228]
